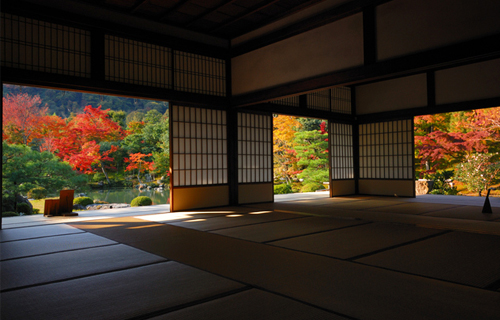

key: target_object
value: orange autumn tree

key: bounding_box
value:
[273,115,303,184]
[2,93,48,146]
[415,107,499,173]
[38,114,68,153]
[54,105,126,183]
[124,152,155,184]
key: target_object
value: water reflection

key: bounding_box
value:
[86,188,170,205]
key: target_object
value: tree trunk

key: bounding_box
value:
[100,162,111,184]
[136,162,142,184]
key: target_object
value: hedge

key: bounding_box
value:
[131,196,152,207]
[73,196,94,207]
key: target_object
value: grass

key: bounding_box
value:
[29,197,58,215]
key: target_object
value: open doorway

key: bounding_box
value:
[2,84,171,217]
[414,107,500,197]
[273,114,329,195]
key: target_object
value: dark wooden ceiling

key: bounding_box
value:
[80,0,325,39]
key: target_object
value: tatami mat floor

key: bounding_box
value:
[1,195,500,319]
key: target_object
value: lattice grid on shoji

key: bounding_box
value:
[105,35,171,88]
[174,50,226,97]
[238,113,273,183]
[272,95,300,107]
[172,106,227,187]
[1,13,91,77]
[330,122,354,179]
[359,119,413,179]
[307,87,351,114]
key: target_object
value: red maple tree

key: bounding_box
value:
[415,107,500,172]
[54,105,126,183]
[2,93,48,146]
[124,152,155,184]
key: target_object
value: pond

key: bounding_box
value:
[84,188,170,205]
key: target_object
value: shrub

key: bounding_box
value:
[131,196,152,207]
[2,211,19,217]
[274,184,292,194]
[93,200,109,204]
[33,208,41,214]
[92,173,106,182]
[300,182,324,193]
[27,187,47,200]
[16,202,33,215]
[73,196,94,207]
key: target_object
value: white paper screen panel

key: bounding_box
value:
[237,113,273,183]
[1,13,91,77]
[330,122,354,179]
[359,119,413,180]
[172,105,227,187]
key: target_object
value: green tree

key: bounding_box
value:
[294,129,329,188]
[107,110,127,128]
[455,153,500,196]
[2,142,87,211]
[125,110,146,125]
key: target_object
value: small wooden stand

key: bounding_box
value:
[44,190,79,217]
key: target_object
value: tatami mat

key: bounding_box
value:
[366,202,461,215]
[357,231,500,288]
[422,206,500,220]
[213,216,367,243]
[168,211,302,231]
[1,244,166,291]
[1,261,245,320]
[0,232,116,260]
[151,289,345,320]
[0,224,84,242]
[270,222,444,259]
[71,217,500,320]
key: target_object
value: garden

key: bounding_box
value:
[2,84,499,218]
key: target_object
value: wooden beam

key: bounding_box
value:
[223,0,326,38]
[210,0,281,33]
[185,0,238,27]
[1,67,230,109]
[130,0,149,13]
[231,0,392,57]
[1,1,229,59]
[159,0,192,21]
[232,33,500,107]
[239,102,354,123]
[356,96,500,123]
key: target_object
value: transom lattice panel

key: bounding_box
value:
[272,95,300,107]
[330,122,354,179]
[105,35,172,88]
[174,50,226,97]
[172,105,227,187]
[307,87,352,114]
[1,13,91,77]
[359,119,413,179]
[237,113,273,183]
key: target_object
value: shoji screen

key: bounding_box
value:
[237,112,273,204]
[1,13,91,77]
[329,122,355,195]
[358,119,415,196]
[170,105,229,211]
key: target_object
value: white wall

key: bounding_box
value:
[356,74,427,115]
[232,14,363,95]
[376,0,500,61]
[436,58,500,105]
